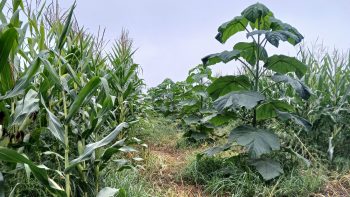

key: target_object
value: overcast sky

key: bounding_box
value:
[59,0,350,88]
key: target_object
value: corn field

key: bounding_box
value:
[0,1,350,197]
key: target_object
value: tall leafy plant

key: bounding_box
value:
[0,1,142,196]
[299,48,350,161]
[180,64,216,141]
[201,3,311,180]
[108,30,144,127]
[148,78,188,116]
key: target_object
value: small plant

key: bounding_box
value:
[180,64,217,142]
[201,3,312,180]
[147,78,188,116]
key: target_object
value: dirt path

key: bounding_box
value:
[146,144,204,197]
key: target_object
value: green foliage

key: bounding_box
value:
[180,65,217,142]
[0,1,145,196]
[298,47,350,161]
[104,169,155,197]
[201,2,311,181]
[182,154,325,196]
[207,75,251,100]
[0,27,18,94]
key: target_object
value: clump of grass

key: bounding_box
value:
[104,168,156,197]
[331,156,350,173]
[182,154,327,196]
[130,114,182,147]
[5,173,47,196]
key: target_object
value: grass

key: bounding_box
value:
[181,153,327,197]
[105,114,200,196]
[104,169,156,197]
[103,114,350,197]
[129,114,183,147]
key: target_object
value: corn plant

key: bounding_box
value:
[201,3,312,180]
[0,1,143,196]
[299,48,350,161]
[108,30,144,127]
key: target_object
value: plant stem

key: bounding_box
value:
[95,165,100,195]
[253,21,261,127]
[63,94,71,196]
[60,60,71,197]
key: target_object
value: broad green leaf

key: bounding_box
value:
[41,97,65,144]
[187,132,209,141]
[207,75,251,100]
[251,158,283,180]
[0,27,18,94]
[215,16,248,43]
[264,55,308,78]
[204,143,231,156]
[214,91,265,112]
[266,30,301,47]
[271,74,312,100]
[0,172,4,197]
[234,42,268,65]
[256,100,294,121]
[241,3,271,23]
[0,57,42,100]
[66,76,101,122]
[10,89,39,126]
[247,30,302,47]
[67,122,128,171]
[97,187,119,197]
[183,115,201,125]
[201,112,236,127]
[269,17,303,45]
[202,49,240,66]
[276,110,312,131]
[228,125,280,158]
[57,3,76,51]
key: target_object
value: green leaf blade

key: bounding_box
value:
[67,122,128,171]
[202,49,240,67]
[228,125,280,158]
[265,55,308,78]
[215,16,248,43]
[66,76,101,122]
[251,158,283,180]
[214,91,265,112]
[271,74,312,100]
[207,75,251,100]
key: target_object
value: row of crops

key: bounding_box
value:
[0,1,145,196]
[0,1,349,196]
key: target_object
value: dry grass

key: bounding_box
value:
[313,173,350,197]
[140,131,206,197]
